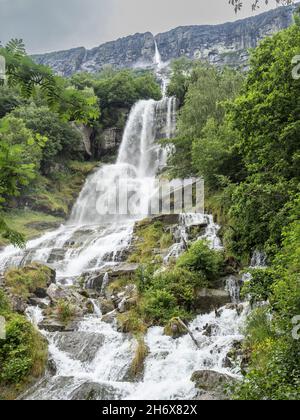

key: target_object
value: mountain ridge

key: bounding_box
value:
[32,4,297,76]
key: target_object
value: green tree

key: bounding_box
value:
[12,105,82,174]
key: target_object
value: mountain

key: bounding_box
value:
[32,5,296,76]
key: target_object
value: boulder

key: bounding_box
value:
[70,382,124,401]
[53,332,105,363]
[84,263,139,292]
[98,297,115,315]
[193,288,231,314]
[9,295,27,314]
[39,318,77,333]
[191,370,238,400]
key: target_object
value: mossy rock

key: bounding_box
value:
[5,263,56,299]
[164,318,188,339]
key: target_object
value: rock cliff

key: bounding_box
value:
[32,6,296,76]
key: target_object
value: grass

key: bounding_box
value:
[0,210,63,247]
[117,310,147,335]
[0,310,48,400]
[4,263,54,299]
[128,220,174,264]
[56,300,76,324]
[0,160,98,247]
[129,337,149,379]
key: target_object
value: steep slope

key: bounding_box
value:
[32,5,296,76]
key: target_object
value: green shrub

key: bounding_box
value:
[56,300,76,324]
[141,289,187,324]
[0,312,47,399]
[129,337,149,378]
[0,290,10,314]
[177,240,223,281]
[150,268,205,308]
[241,268,277,305]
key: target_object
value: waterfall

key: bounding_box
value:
[0,43,248,401]
[0,95,176,279]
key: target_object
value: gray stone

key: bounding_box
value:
[53,332,105,363]
[70,382,124,400]
[32,6,295,76]
[194,288,231,314]
[191,370,238,400]
[39,318,76,332]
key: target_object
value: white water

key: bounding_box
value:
[0,96,176,281]
[1,46,247,401]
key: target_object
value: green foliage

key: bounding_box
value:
[0,289,10,314]
[168,64,243,177]
[192,117,245,191]
[12,105,83,173]
[0,40,57,106]
[177,240,223,282]
[241,268,276,305]
[0,86,26,118]
[234,219,300,400]
[141,289,186,324]
[167,57,194,106]
[56,300,76,324]
[72,69,161,129]
[136,266,206,325]
[0,310,47,399]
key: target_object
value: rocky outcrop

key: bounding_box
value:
[193,288,231,314]
[191,370,238,400]
[71,123,93,156]
[156,6,294,69]
[52,332,105,363]
[91,127,124,159]
[32,6,296,76]
[69,382,124,401]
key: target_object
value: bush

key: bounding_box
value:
[177,240,223,282]
[241,268,277,305]
[0,290,10,314]
[56,300,76,324]
[141,289,187,324]
[0,313,47,398]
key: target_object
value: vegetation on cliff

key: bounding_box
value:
[0,289,48,400]
[166,15,300,400]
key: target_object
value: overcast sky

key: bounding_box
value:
[0,0,278,54]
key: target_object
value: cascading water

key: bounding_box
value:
[0,96,176,280]
[1,44,248,401]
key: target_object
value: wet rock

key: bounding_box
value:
[53,332,105,363]
[39,318,76,332]
[47,358,57,376]
[98,298,115,315]
[225,303,244,316]
[46,284,91,315]
[191,370,238,400]
[25,221,62,231]
[70,382,124,400]
[193,289,231,314]
[28,297,50,310]
[84,263,139,292]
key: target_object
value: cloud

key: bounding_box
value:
[0,0,276,54]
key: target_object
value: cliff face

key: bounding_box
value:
[33,6,295,76]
